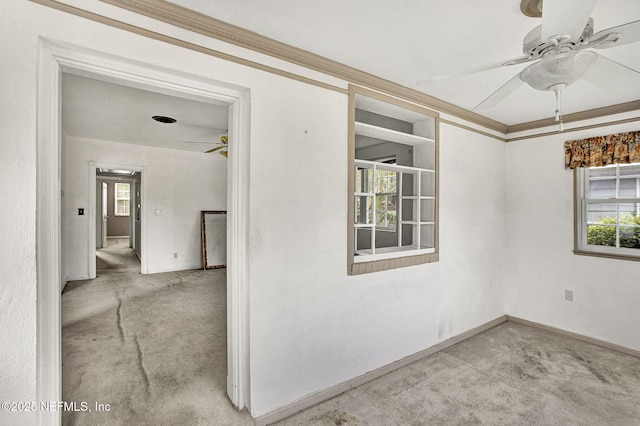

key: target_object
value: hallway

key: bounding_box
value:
[61,261,250,425]
[96,238,140,276]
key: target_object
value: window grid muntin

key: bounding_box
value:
[581,164,640,254]
[114,182,131,216]
[354,160,434,257]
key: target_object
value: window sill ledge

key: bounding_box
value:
[573,249,640,262]
[349,252,439,275]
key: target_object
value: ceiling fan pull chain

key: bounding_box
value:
[553,85,564,132]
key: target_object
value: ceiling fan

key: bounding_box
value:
[206,135,228,157]
[186,134,229,157]
[419,0,640,130]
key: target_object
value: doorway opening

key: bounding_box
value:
[36,38,250,425]
[60,69,232,421]
[96,169,141,276]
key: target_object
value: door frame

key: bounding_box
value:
[36,38,251,425]
[96,179,106,249]
[91,165,146,277]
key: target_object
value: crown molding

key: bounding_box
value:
[98,0,508,133]
[506,115,640,142]
[30,0,349,95]
[440,119,506,142]
[506,99,640,134]
[31,0,640,139]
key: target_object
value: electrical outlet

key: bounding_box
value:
[173,252,178,259]
[564,289,574,302]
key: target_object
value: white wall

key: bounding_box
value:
[64,136,227,279]
[248,121,507,414]
[0,2,41,423]
[1,0,505,422]
[505,119,640,352]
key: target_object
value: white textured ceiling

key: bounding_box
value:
[168,0,640,126]
[62,73,229,153]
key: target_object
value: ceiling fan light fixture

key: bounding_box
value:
[519,50,598,91]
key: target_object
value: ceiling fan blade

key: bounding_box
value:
[473,74,524,111]
[205,145,226,153]
[587,20,640,49]
[582,55,640,92]
[541,0,596,42]
[187,134,229,145]
[417,56,532,85]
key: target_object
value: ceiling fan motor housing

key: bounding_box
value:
[523,18,594,59]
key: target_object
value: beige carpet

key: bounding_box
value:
[95,238,140,275]
[274,321,640,425]
[64,244,640,425]
[62,268,252,426]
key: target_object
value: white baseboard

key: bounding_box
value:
[506,316,640,358]
[254,315,507,426]
[254,314,640,425]
[62,275,91,294]
[65,275,90,282]
[145,264,203,275]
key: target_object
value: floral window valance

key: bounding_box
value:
[564,131,640,169]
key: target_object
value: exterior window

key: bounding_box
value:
[356,167,397,231]
[575,163,640,259]
[375,172,397,230]
[348,86,439,275]
[115,183,131,216]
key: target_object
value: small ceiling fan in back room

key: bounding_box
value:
[186,134,229,157]
[419,0,640,130]
[205,135,229,158]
